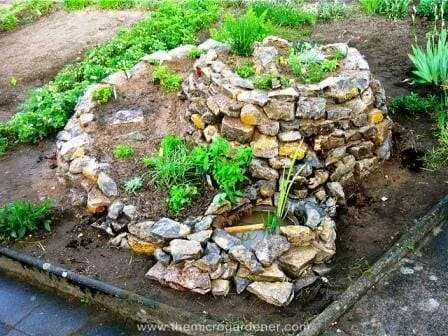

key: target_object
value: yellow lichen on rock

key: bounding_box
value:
[191,113,205,129]
[128,235,158,255]
[370,109,384,124]
[278,142,307,159]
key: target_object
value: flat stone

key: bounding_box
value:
[356,157,379,178]
[257,120,280,136]
[280,226,316,246]
[164,264,211,294]
[86,187,110,215]
[212,229,241,251]
[254,235,290,266]
[145,262,167,284]
[142,50,172,63]
[97,172,118,197]
[69,156,91,174]
[118,131,147,141]
[250,134,279,159]
[122,205,137,220]
[264,99,295,121]
[203,125,219,142]
[303,202,324,228]
[191,113,205,129]
[278,142,307,159]
[251,264,287,282]
[150,218,191,239]
[221,261,238,279]
[79,113,95,127]
[211,279,230,296]
[240,104,266,126]
[258,180,276,198]
[205,242,221,255]
[168,44,195,59]
[234,276,251,294]
[154,248,171,266]
[198,39,229,52]
[268,157,292,169]
[128,235,158,254]
[237,90,269,106]
[169,239,203,263]
[326,106,351,120]
[326,182,345,205]
[60,133,90,161]
[250,158,279,180]
[296,97,326,119]
[81,159,102,181]
[128,221,162,244]
[113,109,144,124]
[300,120,335,137]
[247,282,294,307]
[293,274,319,292]
[278,131,302,142]
[107,200,124,220]
[268,87,299,100]
[207,94,242,117]
[187,230,213,243]
[195,253,221,273]
[253,44,278,72]
[325,146,347,166]
[308,170,329,189]
[221,116,254,143]
[194,216,214,232]
[279,246,318,278]
[331,155,356,181]
[229,245,262,273]
[348,141,374,159]
[205,193,232,215]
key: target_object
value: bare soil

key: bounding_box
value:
[2,13,448,333]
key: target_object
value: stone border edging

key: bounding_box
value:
[298,195,448,336]
[0,247,247,336]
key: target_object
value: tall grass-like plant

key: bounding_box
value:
[380,0,409,19]
[251,1,317,27]
[213,7,272,56]
[360,0,382,14]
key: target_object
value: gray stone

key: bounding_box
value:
[308,170,329,190]
[164,264,211,294]
[122,205,137,220]
[198,39,229,52]
[145,262,167,284]
[212,229,241,251]
[60,133,90,161]
[257,120,280,136]
[221,261,238,279]
[250,158,279,180]
[268,87,299,100]
[293,274,319,292]
[194,216,214,232]
[250,134,279,159]
[237,90,269,106]
[195,253,221,272]
[109,232,128,247]
[97,172,118,197]
[326,106,351,120]
[312,264,332,276]
[154,248,171,266]
[221,116,254,143]
[142,50,172,63]
[279,246,318,278]
[330,155,356,181]
[168,44,195,59]
[205,242,221,255]
[247,282,294,307]
[79,113,95,127]
[69,156,91,174]
[348,141,374,159]
[229,245,262,273]
[118,131,147,141]
[211,279,230,296]
[187,230,213,243]
[253,44,278,72]
[278,131,302,142]
[326,182,345,205]
[113,109,144,124]
[264,99,295,121]
[150,218,191,239]
[303,202,324,228]
[254,235,291,266]
[296,97,326,119]
[205,193,232,215]
[257,180,276,198]
[107,200,124,220]
[128,221,162,244]
[234,276,251,294]
[87,187,110,215]
[169,239,203,263]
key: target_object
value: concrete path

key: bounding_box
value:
[0,273,154,336]
[326,221,448,335]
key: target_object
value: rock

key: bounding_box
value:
[278,142,307,159]
[107,200,124,220]
[257,120,280,136]
[82,159,102,181]
[69,156,91,174]
[195,253,221,272]
[142,50,172,63]
[191,113,205,129]
[212,229,241,251]
[293,274,319,292]
[240,104,266,126]
[267,87,299,100]
[194,216,214,232]
[247,282,294,307]
[198,39,229,52]
[330,155,356,181]
[164,264,211,294]
[109,232,128,247]
[322,72,370,103]
[221,116,254,143]
[250,134,279,159]
[348,141,374,159]
[356,157,379,178]
[229,245,262,273]
[128,221,163,244]
[234,277,251,294]
[370,108,384,124]
[122,205,137,220]
[258,180,276,198]
[168,44,195,59]
[262,35,292,48]
[128,235,158,254]
[113,109,144,124]
[278,246,318,278]
[303,203,324,228]
[312,264,332,276]
[314,134,345,151]
[97,172,118,197]
[268,157,292,169]
[68,188,86,207]
[207,94,242,117]
[325,146,347,166]
[326,182,345,205]
[205,193,232,215]
[264,99,295,121]
[278,131,302,142]
[254,235,290,266]
[169,239,203,263]
[111,221,126,233]
[221,261,238,279]
[154,248,171,266]
[118,131,147,142]
[229,76,254,90]
[150,218,191,240]
[250,158,279,180]
[211,279,230,296]
[280,226,316,246]
[237,90,269,106]
[300,120,335,137]
[296,97,326,119]
[326,106,351,120]
[280,120,301,132]
[79,113,95,127]
[205,242,221,255]
[187,230,213,243]
[203,125,219,142]
[60,133,90,161]
[145,262,167,284]
[86,188,110,215]
[308,170,329,189]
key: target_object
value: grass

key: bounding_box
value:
[236,61,256,78]
[63,0,159,10]
[0,0,53,31]
[91,84,114,104]
[0,199,53,240]
[416,0,448,19]
[187,47,202,60]
[389,93,439,114]
[317,0,348,21]
[0,0,219,155]
[379,0,409,19]
[63,0,90,10]
[152,65,183,92]
[113,144,135,159]
[251,1,316,27]
[360,0,382,14]
[424,95,448,169]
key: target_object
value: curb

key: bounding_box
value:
[0,247,246,336]
[298,195,448,336]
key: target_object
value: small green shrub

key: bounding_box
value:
[360,0,382,14]
[213,7,272,56]
[416,0,448,19]
[97,0,134,9]
[317,0,348,21]
[251,1,317,27]
[153,65,183,92]
[236,61,256,78]
[0,200,53,240]
[187,47,203,59]
[0,0,53,31]
[168,184,198,213]
[63,0,90,10]
[113,144,135,159]
[92,85,114,104]
[425,98,448,169]
[379,0,409,19]
[389,93,439,114]
[124,176,144,195]
[253,72,290,89]
[1,13,18,30]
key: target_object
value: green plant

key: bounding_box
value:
[213,7,272,56]
[97,0,134,9]
[187,47,202,59]
[112,144,135,159]
[0,0,53,31]
[63,0,90,10]
[321,58,338,72]
[91,85,114,104]
[0,199,53,239]
[389,93,439,114]
[416,0,448,19]
[379,0,409,19]
[251,1,317,27]
[124,176,144,195]
[424,95,448,168]
[360,0,382,14]
[236,61,256,78]
[152,65,183,92]
[317,0,347,21]
[168,184,198,213]
[253,72,290,89]
[0,0,218,151]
